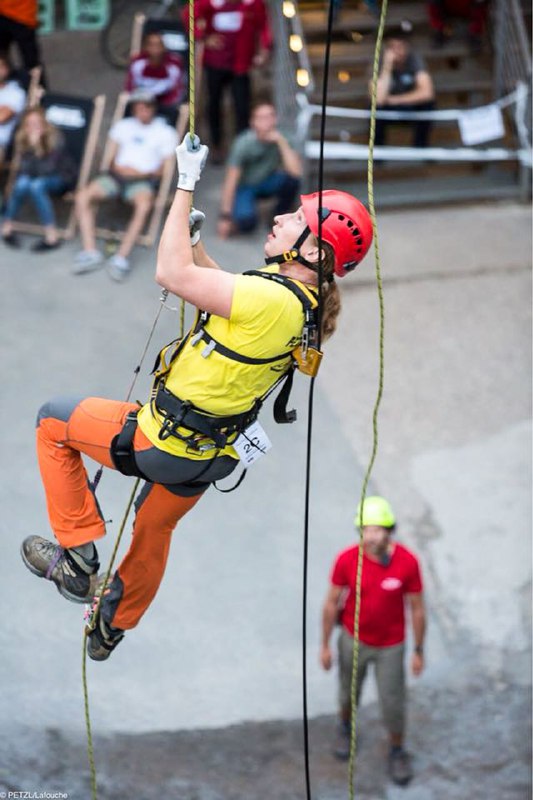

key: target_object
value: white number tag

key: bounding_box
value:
[232,421,272,466]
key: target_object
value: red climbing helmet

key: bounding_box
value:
[301,190,373,277]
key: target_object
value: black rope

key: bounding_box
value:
[301,2,335,797]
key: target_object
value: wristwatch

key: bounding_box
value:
[414,644,424,655]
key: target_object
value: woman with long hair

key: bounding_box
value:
[21,135,373,661]
[2,107,77,251]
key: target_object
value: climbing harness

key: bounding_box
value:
[148,270,321,443]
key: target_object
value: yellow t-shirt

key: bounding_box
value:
[137,269,310,460]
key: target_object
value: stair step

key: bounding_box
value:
[306,37,487,68]
[300,2,428,36]
[309,70,493,106]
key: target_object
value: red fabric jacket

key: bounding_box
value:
[0,0,37,27]
[125,51,186,107]
[183,0,273,75]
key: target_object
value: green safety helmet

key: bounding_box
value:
[354,496,396,529]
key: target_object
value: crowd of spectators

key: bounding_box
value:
[0,0,490,275]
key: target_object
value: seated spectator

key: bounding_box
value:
[427,0,489,54]
[217,101,302,239]
[73,91,178,281]
[125,30,186,109]
[371,25,435,149]
[2,107,77,251]
[0,52,26,163]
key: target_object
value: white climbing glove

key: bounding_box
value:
[189,207,206,246]
[176,133,209,192]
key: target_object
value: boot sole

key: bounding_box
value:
[85,625,124,661]
[20,543,97,605]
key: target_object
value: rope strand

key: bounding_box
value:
[348,1,389,797]
[301,1,336,797]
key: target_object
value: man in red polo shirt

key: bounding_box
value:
[320,496,426,786]
[185,0,272,162]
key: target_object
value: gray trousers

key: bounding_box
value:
[338,627,406,736]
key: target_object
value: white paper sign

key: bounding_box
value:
[458,104,505,146]
[232,421,272,466]
[46,105,86,129]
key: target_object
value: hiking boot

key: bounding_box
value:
[21,536,100,604]
[333,720,351,761]
[388,746,413,786]
[86,614,124,661]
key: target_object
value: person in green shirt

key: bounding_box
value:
[217,101,302,238]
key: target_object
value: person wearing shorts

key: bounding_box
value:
[72,90,177,281]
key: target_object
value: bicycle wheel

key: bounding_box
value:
[100,0,173,69]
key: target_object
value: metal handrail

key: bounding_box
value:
[492,0,531,161]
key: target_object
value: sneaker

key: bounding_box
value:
[71,249,104,275]
[3,232,21,249]
[388,746,413,786]
[86,613,124,661]
[106,253,131,282]
[333,720,351,761]
[21,536,100,604]
[31,238,62,253]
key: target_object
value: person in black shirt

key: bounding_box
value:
[370,27,435,149]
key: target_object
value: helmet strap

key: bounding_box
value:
[265,226,318,271]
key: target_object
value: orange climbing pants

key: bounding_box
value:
[36,396,237,629]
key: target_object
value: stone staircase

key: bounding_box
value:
[292,0,528,205]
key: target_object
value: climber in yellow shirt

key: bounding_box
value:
[21,134,373,661]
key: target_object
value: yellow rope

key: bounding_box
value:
[83,478,141,800]
[181,0,196,338]
[188,0,195,140]
[348,1,389,797]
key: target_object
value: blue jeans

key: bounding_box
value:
[4,174,67,226]
[233,172,300,233]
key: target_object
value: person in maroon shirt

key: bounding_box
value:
[125,31,186,108]
[184,0,272,161]
[320,496,426,786]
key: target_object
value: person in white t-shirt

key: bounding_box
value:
[0,53,26,161]
[73,91,177,281]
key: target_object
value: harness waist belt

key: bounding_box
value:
[154,385,260,449]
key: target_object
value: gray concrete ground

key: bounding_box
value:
[0,25,531,800]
